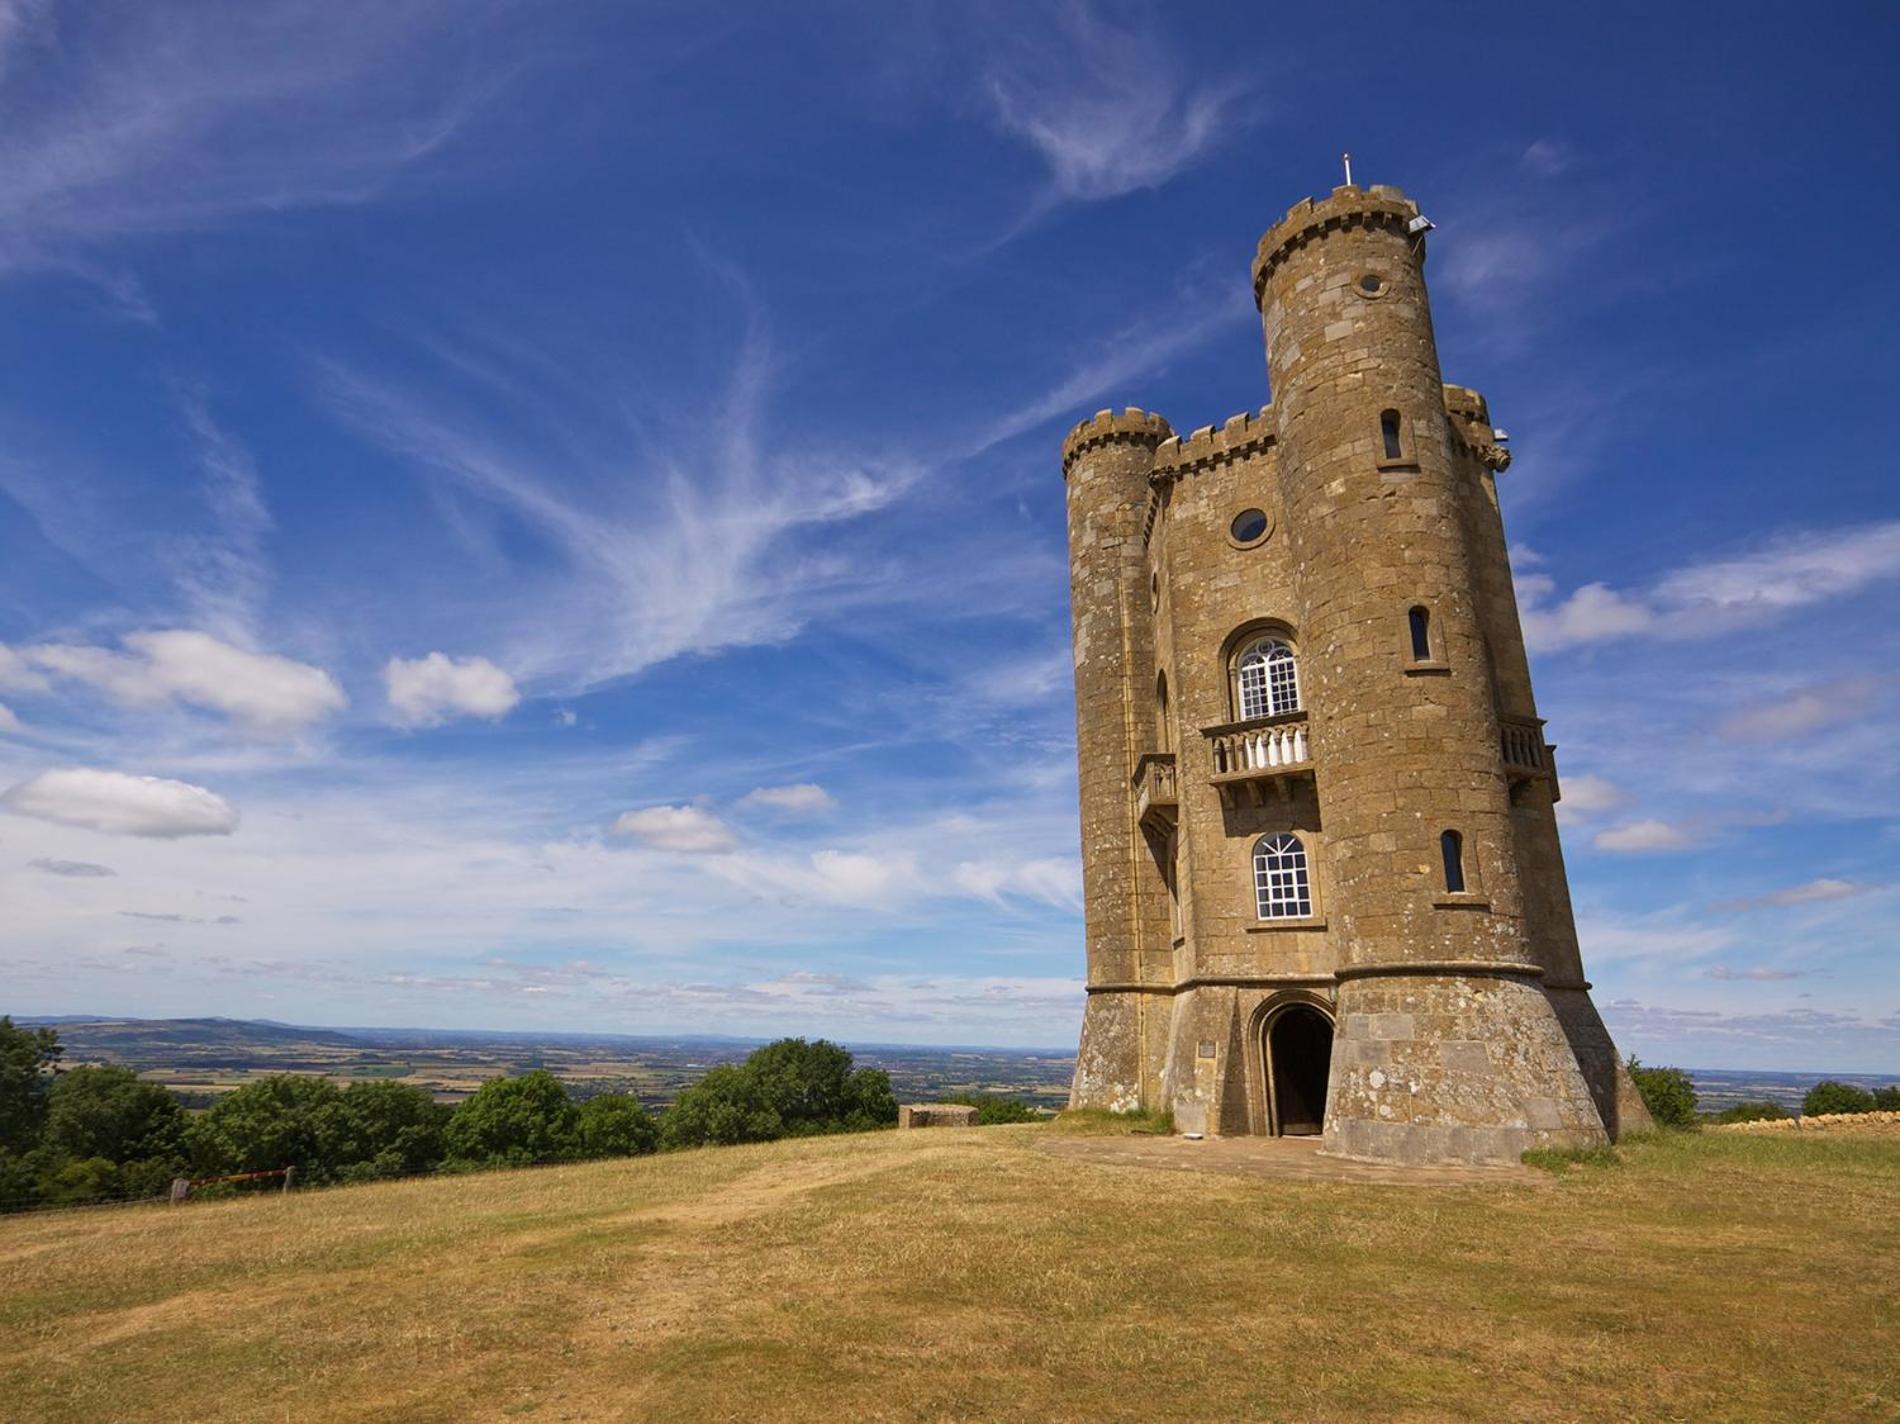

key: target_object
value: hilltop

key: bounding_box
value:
[1,1122,1894,1422]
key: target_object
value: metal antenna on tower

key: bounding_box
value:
[1342,152,1353,186]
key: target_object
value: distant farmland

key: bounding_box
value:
[23,1016,1076,1111]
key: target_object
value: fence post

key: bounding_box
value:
[170,1178,190,1204]
[283,1165,298,1194]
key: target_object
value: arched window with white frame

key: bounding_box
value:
[1236,636,1300,720]
[1253,832,1312,920]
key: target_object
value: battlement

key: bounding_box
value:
[1251,184,1423,306]
[1152,405,1275,480]
[1060,407,1174,477]
[1441,383,1492,425]
[1442,384,1511,471]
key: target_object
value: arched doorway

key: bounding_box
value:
[1265,1004,1334,1136]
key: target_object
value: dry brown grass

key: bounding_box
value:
[1,1126,1894,1422]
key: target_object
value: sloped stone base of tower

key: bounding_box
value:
[1069,990,1149,1113]
[1547,985,1656,1138]
[1321,973,1609,1166]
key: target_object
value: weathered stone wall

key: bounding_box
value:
[1063,411,1174,1110]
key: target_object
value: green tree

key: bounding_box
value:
[1626,1058,1698,1129]
[44,1065,186,1166]
[1803,1081,1876,1117]
[660,1040,898,1150]
[37,1156,123,1206]
[0,1017,62,1151]
[744,1037,897,1135]
[321,1081,450,1182]
[574,1093,658,1158]
[660,1065,782,1149]
[1705,1100,1788,1125]
[946,1093,1041,1125]
[1872,1085,1900,1111]
[184,1075,342,1179]
[443,1070,578,1168]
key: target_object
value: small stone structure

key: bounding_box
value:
[1061,178,1653,1166]
[897,1104,979,1130]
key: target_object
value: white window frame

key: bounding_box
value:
[1253,832,1312,920]
[1237,638,1301,720]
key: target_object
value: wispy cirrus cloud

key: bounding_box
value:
[0,0,519,300]
[1521,521,1900,653]
[977,0,1249,206]
[1714,879,1876,913]
[317,305,917,696]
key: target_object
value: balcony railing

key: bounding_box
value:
[1203,712,1312,802]
[1132,753,1178,830]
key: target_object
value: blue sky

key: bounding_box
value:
[1,1,1896,1069]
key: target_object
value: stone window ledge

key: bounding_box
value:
[1403,660,1451,676]
[1432,895,1491,911]
[1245,919,1328,933]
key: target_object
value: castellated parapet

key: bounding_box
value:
[1061,181,1651,1165]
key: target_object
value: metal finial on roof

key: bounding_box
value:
[1342,152,1353,186]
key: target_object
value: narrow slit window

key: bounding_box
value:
[1380,409,1403,460]
[1441,830,1466,894]
[1156,673,1171,751]
[1409,606,1432,661]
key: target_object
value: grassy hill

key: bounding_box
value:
[1,1124,1893,1423]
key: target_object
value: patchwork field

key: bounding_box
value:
[1,1123,1894,1422]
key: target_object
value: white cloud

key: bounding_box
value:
[1521,139,1577,176]
[1593,819,1697,853]
[384,652,520,727]
[953,856,1081,909]
[0,702,17,732]
[1704,965,1811,982]
[1554,773,1630,822]
[980,4,1241,202]
[0,646,48,692]
[1518,576,1654,652]
[612,804,738,854]
[0,767,239,838]
[1521,521,1900,654]
[804,850,915,905]
[17,629,345,732]
[1654,522,1900,626]
[738,783,836,816]
[1717,678,1878,742]
[1575,913,1735,964]
[27,857,117,878]
[1715,879,1875,913]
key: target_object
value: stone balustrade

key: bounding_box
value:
[1205,713,1311,786]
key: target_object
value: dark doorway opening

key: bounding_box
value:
[1267,1005,1334,1136]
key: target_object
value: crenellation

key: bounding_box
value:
[1060,175,1650,1164]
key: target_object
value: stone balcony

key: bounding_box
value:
[1204,712,1312,804]
[1499,715,1554,787]
[1132,753,1177,831]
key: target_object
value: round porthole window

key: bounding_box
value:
[1229,508,1270,547]
[1357,273,1387,297]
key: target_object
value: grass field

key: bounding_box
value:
[1,1123,1894,1422]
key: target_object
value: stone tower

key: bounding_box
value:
[1061,181,1651,1166]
